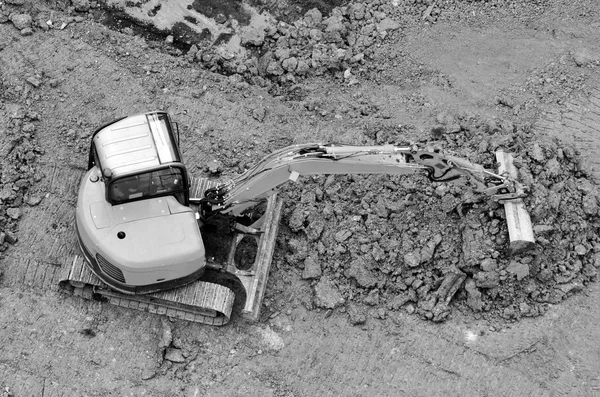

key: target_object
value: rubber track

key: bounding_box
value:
[60,256,235,326]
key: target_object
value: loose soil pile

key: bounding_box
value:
[279,116,600,323]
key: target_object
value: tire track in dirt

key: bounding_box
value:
[535,73,600,179]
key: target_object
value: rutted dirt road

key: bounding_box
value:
[1,0,599,396]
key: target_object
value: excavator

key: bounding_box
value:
[59,111,531,326]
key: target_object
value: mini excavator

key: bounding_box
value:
[59,111,532,325]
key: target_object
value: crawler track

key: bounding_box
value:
[59,256,235,326]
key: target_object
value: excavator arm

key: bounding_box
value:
[198,143,527,217]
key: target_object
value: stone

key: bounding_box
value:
[295,59,310,75]
[214,14,227,24]
[6,208,21,220]
[164,348,185,363]
[363,290,380,305]
[252,107,266,122]
[314,277,345,309]
[302,256,322,279]
[529,143,545,162]
[346,258,377,288]
[377,17,400,32]
[506,260,529,281]
[474,271,500,288]
[266,60,284,76]
[346,302,366,325]
[282,57,298,72]
[574,244,588,256]
[387,294,411,310]
[10,14,32,30]
[464,279,483,312]
[403,252,420,268]
[4,230,18,245]
[304,8,322,27]
[480,258,498,272]
[334,229,352,242]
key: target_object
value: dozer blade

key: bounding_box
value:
[222,193,283,322]
[59,256,235,326]
[495,151,536,255]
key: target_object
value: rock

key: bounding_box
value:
[304,8,322,27]
[533,225,554,235]
[302,256,322,279]
[72,0,91,12]
[430,125,445,139]
[464,279,483,312]
[6,208,21,220]
[420,234,442,263]
[26,76,41,87]
[282,57,298,72]
[377,17,400,32]
[506,260,529,281]
[288,207,306,232]
[582,194,599,216]
[556,281,584,295]
[346,258,378,288]
[529,143,545,162]
[387,294,411,310]
[346,302,366,325]
[240,27,265,46]
[207,160,223,174]
[334,229,352,242]
[252,107,266,122]
[20,28,33,36]
[418,295,437,312]
[404,252,420,268]
[211,13,225,23]
[4,230,18,245]
[435,272,466,304]
[165,35,174,44]
[480,258,498,272]
[363,289,380,305]
[296,59,310,75]
[314,277,345,309]
[6,0,26,4]
[164,348,186,363]
[10,14,32,30]
[574,244,587,256]
[572,47,599,67]
[0,232,4,245]
[431,302,451,322]
[266,60,284,76]
[474,271,500,289]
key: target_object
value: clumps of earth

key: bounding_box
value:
[278,115,600,324]
[192,2,403,88]
[0,99,44,257]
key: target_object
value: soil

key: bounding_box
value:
[1,0,600,396]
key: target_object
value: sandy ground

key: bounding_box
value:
[1,0,599,396]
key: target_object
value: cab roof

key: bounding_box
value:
[93,112,180,178]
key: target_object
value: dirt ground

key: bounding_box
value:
[1,0,600,396]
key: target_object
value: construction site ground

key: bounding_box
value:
[1,0,600,396]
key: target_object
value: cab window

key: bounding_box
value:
[108,167,185,204]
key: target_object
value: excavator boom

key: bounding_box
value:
[201,143,525,217]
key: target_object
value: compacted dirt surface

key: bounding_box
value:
[1,0,600,396]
